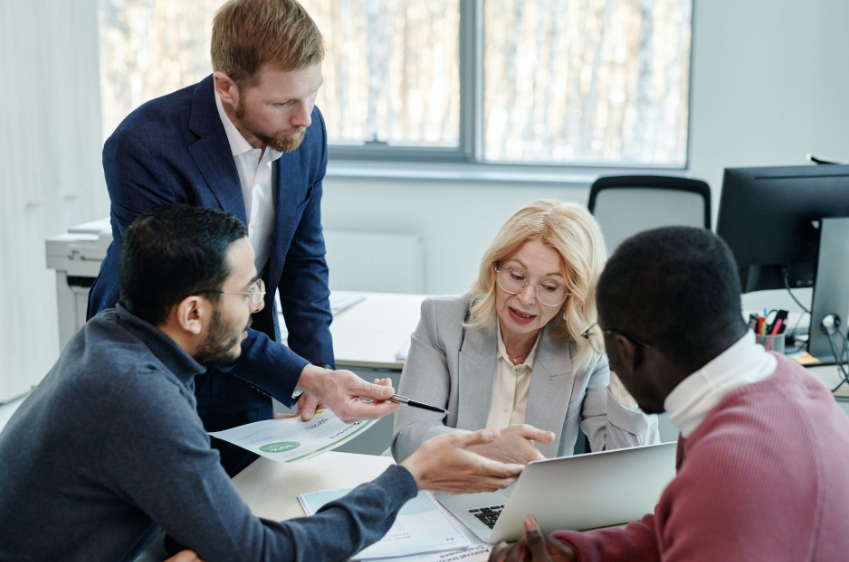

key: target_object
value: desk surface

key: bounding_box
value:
[231,451,395,521]
[329,292,428,370]
[806,365,849,400]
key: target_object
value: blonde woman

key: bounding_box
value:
[391,200,659,464]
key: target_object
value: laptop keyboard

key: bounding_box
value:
[469,505,505,529]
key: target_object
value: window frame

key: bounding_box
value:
[323,0,694,171]
[326,0,478,164]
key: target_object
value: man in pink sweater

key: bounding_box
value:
[490,226,849,562]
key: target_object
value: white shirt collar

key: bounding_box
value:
[664,331,777,438]
[214,91,255,157]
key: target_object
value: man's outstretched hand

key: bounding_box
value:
[401,429,524,494]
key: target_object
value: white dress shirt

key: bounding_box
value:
[215,91,283,272]
[664,331,777,438]
[485,321,542,429]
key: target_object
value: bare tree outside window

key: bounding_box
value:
[484,0,692,166]
[300,0,461,147]
[98,0,220,141]
[99,0,461,148]
[97,0,691,167]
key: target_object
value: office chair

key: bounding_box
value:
[587,175,711,254]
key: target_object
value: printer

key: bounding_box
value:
[45,217,113,350]
[45,218,359,352]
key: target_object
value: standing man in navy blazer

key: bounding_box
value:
[88,0,375,476]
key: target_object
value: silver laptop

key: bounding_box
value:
[435,441,677,544]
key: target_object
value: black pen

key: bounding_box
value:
[390,394,448,415]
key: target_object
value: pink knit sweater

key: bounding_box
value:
[554,355,849,561]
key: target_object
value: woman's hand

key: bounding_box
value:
[467,424,555,465]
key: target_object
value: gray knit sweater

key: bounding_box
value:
[0,306,416,562]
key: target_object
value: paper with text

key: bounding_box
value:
[368,500,491,562]
[299,488,474,560]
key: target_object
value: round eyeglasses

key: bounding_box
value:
[495,266,570,307]
[198,278,266,312]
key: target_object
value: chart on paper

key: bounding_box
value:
[208,411,375,463]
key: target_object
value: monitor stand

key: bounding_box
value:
[808,217,849,364]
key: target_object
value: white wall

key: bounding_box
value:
[323,179,587,295]
[0,0,108,402]
[323,0,849,300]
[689,0,849,216]
[691,0,849,314]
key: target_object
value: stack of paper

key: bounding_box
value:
[395,338,412,362]
[299,488,490,561]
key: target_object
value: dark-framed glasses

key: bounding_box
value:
[198,278,266,312]
[580,321,652,354]
[494,266,570,307]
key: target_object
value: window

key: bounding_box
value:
[98,0,222,142]
[483,0,692,167]
[98,0,692,168]
[302,0,461,150]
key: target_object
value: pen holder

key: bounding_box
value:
[756,333,785,354]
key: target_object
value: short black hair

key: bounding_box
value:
[597,226,748,370]
[118,204,248,325]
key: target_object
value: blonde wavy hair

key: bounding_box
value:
[467,199,607,373]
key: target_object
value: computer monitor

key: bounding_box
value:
[717,164,849,362]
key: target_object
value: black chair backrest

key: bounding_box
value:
[587,175,712,229]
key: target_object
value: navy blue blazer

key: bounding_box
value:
[88,75,334,418]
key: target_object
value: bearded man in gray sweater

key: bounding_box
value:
[0,205,523,562]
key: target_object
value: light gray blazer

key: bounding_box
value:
[391,293,659,462]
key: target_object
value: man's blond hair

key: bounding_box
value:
[467,200,607,374]
[211,0,325,87]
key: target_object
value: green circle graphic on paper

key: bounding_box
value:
[260,441,301,453]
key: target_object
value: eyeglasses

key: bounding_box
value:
[198,278,266,312]
[495,266,571,307]
[580,322,652,354]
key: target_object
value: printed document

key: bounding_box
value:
[208,411,374,463]
[299,488,474,560]
[377,544,491,562]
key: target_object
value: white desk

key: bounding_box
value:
[231,451,395,521]
[330,292,428,370]
[807,365,849,401]
[136,452,397,562]
[279,291,427,371]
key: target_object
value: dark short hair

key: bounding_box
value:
[118,205,248,325]
[597,227,747,370]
